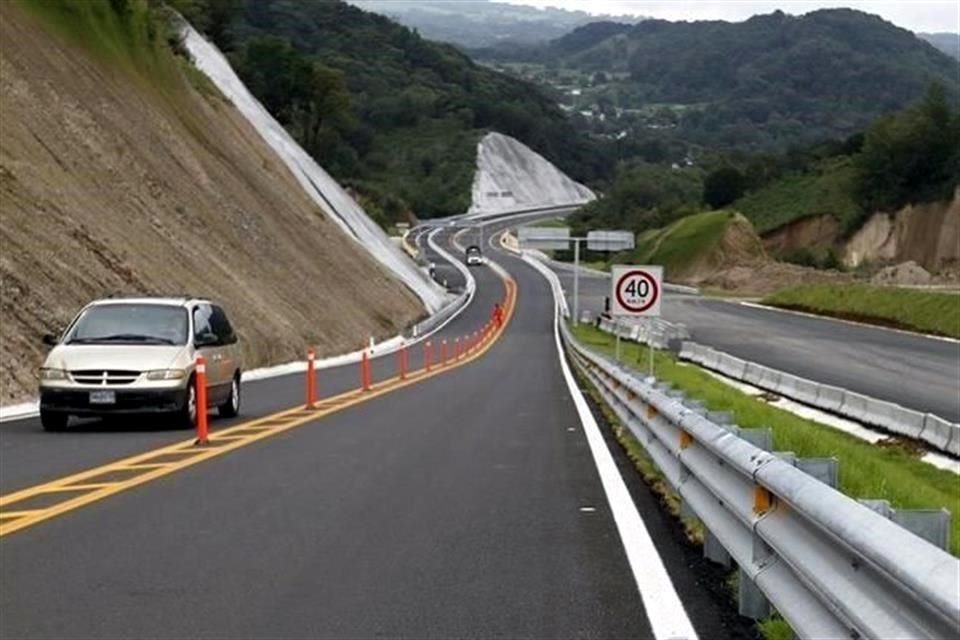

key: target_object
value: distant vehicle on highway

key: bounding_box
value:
[38,298,241,431]
[465,244,483,266]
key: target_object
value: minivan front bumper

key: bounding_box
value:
[39,387,189,415]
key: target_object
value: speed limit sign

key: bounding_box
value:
[611,266,663,316]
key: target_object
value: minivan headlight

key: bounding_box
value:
[145,369,187,381]
[40,368,67,381]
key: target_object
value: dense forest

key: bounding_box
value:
[569,84,960,265]
[475,9,960,152]
[169,0,610,222]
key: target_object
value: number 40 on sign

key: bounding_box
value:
[611,266,663,317]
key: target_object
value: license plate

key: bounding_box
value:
[89,390,116,405]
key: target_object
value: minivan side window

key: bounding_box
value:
[209,306,237,345]
[193,305,215,343]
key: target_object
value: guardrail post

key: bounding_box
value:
[703,529,731,567]
[893,509,951,551]
[738,568,771,620]
[305,347,317,409]
[740,428,773,451]
[774,451,798,466]
[707,411,733,426]
[797,457,838,488]
[425,341,432,372]
[194,355,208,446]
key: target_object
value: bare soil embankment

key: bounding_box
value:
[0,5,423,403]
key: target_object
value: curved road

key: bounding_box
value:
[0,221,748,639]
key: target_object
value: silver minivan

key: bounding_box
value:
[38,298,241,431]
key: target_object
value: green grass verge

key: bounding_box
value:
[618,210,737,280]
[734,157,860,234]
[15,0,183,92]
[568,321,960,556]
[757,616,794,640]
[764,284,960,339]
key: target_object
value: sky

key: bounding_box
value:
[500,1,960,34]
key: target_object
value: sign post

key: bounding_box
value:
[573,240,580,326]
[611,265,663,379]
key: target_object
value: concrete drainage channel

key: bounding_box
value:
[678,342,960,458]
[523,248,960,639]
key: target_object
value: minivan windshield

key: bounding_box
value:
[64,304,188,346]
[466,245,481,255]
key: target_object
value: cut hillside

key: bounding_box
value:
[467,132,596,215]
[620,210,765,282]
[0,2,423,403]
[178,0,609,221]
[611,209,851,294]
[845,192,960,272]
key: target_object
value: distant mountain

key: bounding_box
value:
[550,21,633,56]
[919,32,960,59]
[478,9,960,151]
[347,0,644,48]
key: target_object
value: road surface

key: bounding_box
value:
[0,221,749,639]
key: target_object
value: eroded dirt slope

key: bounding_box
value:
[0,6,423,403]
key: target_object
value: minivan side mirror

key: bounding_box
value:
[194,332,219,347]
[42,334,59,347]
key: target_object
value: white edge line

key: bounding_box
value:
[534,253,698,639]
[739,301,960,345]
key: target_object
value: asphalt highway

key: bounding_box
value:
[550,264,960,422]
[0,228,488,495]
[0,220,744,639]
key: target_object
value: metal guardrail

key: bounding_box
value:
[595,316,690,350]
[679,342,960,458]
[409,228,476,339]
[526,252,960,639]
[563,326,960,639]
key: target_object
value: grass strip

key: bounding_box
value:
[764,283,960,339]
[568,321,960,556]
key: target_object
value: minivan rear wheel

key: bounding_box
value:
[40,410,69,432]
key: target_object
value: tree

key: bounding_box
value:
[167,0,240,50]
[703,167,746,208]
[856,82,960,211]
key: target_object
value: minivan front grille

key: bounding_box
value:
[69,370,141,386]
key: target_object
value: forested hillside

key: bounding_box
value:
[172,0,609,221]
[570,85,960,266]
[477,9,960,152]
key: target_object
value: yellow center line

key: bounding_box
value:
[0,274,517,538]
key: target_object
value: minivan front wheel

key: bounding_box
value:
[176,378,197,429]
[40,410,69,432]
[219,374,240,418]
